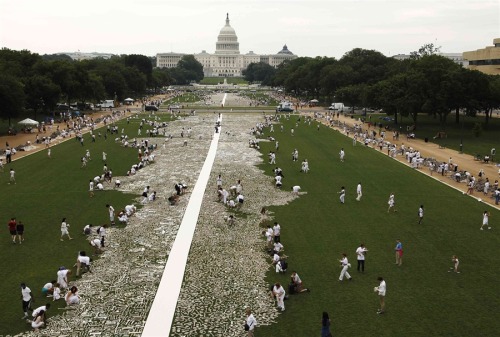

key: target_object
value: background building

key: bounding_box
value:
[463,38,500,75]
[392,53,468,66]
[156,14,297,77]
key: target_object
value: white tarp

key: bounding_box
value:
[18,118,39,126]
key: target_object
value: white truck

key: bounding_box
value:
[276,101,294,112]
[328,102,345,112]
[97,100,115,109]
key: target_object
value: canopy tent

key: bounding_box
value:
[18,118,39,126]
[124,98,135,102]
[309,99,319,103]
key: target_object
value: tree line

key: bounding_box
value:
[243,45,500,128]
[0,48,204,123]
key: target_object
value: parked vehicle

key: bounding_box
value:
[96,100,115,109]
[328,103,345,112]
[276,101,294,112]
[145,105,159,111]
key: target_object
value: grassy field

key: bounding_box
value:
[198,77,248,85]
[255,117,500,337]
[0,112,172,335]
[164,93,202,104]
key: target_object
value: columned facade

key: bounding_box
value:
[156,14,297,77]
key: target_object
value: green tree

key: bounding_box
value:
[243,62,276,85]
[24,75,61,119]
[0,74,25,126]
[177,55,204,83]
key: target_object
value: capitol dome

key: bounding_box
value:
[215,13,240,55]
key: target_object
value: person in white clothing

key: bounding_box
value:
[338,186,346,204]
[89,180,94,198]
[106,204,115,224]
[273,222,281,243]
[56,268,70,289]
[272,283,286,311]
[339,253,352,281]
[275,174,283,188]
[356,244,368,272]
[76,251,91,276]
[291,185,301,195]
[339,148,345,162]
[418,205,424,224]
[374,277,386,314]
[387,193,396,213]
[356,182,362,201]
[480,211,491,230]
[449,255,460,273]
[245,308,257,336]
[60,218,72,241]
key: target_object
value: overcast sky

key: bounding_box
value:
[0,0,498,59]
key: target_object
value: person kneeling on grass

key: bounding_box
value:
[289,271,310,294]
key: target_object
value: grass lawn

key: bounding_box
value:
[199,77,248,85]
[164,93,202,104]
[0,112,172,335]
[255,117,500,337]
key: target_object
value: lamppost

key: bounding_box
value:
[459,110,465,153]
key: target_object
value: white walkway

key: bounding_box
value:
[142,116,222,337]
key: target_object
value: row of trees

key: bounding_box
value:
[0,48,204,123]
[243,45,500,128]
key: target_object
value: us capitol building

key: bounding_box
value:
[156,14,297,77]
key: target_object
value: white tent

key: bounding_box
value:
[124,98,135,102]
[18,118,39,126]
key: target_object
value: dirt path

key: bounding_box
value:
[299,108,500,209]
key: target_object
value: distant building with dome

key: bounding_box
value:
[156,14,297,77]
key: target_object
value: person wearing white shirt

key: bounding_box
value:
[339,148,345,162]
[356,244,368,272]
[480,210,491,230]
[106,204,115,224]
[291,185,301,195]
[60,218,72,241]
[76,251,91,276]
[96,182,104,190]
[125,204,136,216]
[245,308,257,336]
[273,222,281,243]
[339,186,346,204]
[273,242,284,254]
[57,268,70,289]
[275,175,282,188]
[21,283,32,319]
[375,277,387,314]
[418,205,424,224]
[272,283,286,311]
[356,182,362,201]
[339,253,352,281]
[89,180,94,198]
[387,193,396,213]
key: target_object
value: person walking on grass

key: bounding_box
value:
[356,182,362,201]
[321,311,332,337]
[374,277,386,314]
[338,186,346,204]
[339,148,345,162]
[8,217,17,244]
[418,205,424,224]
[480,210,491,230]
[16,221,24,243]
[21,283,33,319]
[60,218,72,241]
[106,204,115,225]
[449,255,460,273]
[356,243,368,272]
[394,239,403,266]
[9,168,16,184]
[387,193,396,213]
[89,179,95,198]
[338,253,352,281]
